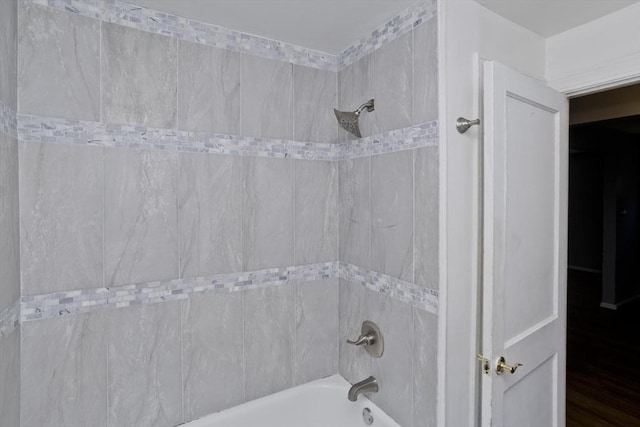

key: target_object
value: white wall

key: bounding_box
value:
[547,2,640,96]
[438,1,546,426]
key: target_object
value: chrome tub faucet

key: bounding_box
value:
[348,376,378,401]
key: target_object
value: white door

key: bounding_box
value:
[481,60,568,427]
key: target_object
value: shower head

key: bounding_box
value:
[334,99,375,138]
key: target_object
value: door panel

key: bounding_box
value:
[503,355,556,427]
[482,60,568,427]
[503,95,557,341]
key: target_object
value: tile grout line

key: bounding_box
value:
[241,288,246,403]
[100,19,106,294]
[106,302,110,427]
[103,17,109,413]
[292,279,298,387]
[291,149,298,387]
[180,299,185,423]
[411,304,416,427]
[13,1,23,414]
[175,38,182,283]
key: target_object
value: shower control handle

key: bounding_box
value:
[347,321,384,358]
[347,334,375,347]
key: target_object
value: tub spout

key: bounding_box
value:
[348,376,378,402]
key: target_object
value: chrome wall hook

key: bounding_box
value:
[456,117,481,134]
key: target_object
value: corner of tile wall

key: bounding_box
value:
[0,0,20,424]
[0,325,20,427]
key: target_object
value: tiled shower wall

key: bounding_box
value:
[17,2,338,426]
[8,0,439,426]
[0,0,20,425]
[337,15,439,427]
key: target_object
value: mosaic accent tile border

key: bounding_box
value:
[337,121,438,160]
[338,0,436,69]
[0,300,20,341]
[339,262,439,314]
[26,0,436,72]
[18,114,439,161]
[17,114,343,160]
[26,0,338,71]
[16,261,439,324]
[0,101,17,138]
[21,262,339,322]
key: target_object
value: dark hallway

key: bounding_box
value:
[566,269,640,426]
[567,97,640,426]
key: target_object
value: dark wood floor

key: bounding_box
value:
[566,270,640,426]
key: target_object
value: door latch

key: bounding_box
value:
[476,354,491,376]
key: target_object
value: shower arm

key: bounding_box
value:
[354,99,375,116]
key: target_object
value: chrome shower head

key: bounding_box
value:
[334,99,375,138]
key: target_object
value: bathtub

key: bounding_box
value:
[182,374,400,427]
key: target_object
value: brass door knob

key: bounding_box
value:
[496,356,522,375]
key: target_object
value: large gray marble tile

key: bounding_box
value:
[368,290,414,427]
[371,150,414,280]
[178,42,241,134]
[413,308,438,427]
[182,293,244,420]
[108,302,182,427]
[338,157,371,269]
[0,329,19,427]
[20,142,103,295]
[179,152,242,278]
[337,56,371,141]
[244,285,294,401]
[338,279,370,384]
[102,23,177,127]
[242,157,294,270]
[295,160,338,265]
[0,134,19,311]
[104,148,178,286]
[295,279,338,385]
[293,66,337,143]
[0,0,16,108]
[241,55,293,139]
[415,146,439,288]
[18,3,100,120]
[22,313,107,427]
[413,18,439,124]
[370,31,413,134]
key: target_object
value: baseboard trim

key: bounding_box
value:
[600,293,640,310]
[599,302,618,310]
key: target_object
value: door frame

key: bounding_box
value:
[437,2,640,427]
[471,74,640,426]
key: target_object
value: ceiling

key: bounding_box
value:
[475,0,639,37]
[130,0,639,54]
